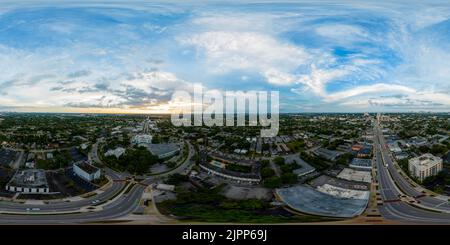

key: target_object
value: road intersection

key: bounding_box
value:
[0,140,195,224]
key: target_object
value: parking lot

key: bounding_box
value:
[0,149,18,167]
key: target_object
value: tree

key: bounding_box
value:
[397,158,409,173]
[260,167,275,179]
[336,153,352,166]
[105,146,159,174]
[273,156,285,166]
[280,163,299,173]
[431,144,447,155]
[165,173,189,185]
[419,145,430,154]
[281,172,297,185]
[260,160,270,168]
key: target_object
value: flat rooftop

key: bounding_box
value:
[146,143,180,157]
[310,175,369,191]
[7,169,49,188]
[316,184,369,200]
[411,153,442,168]
[74,161,99,174]
[276,185,368,218]
[0,148,17,165]
[337,168,372,183]
[209,152,256,166]
[313,148,341,160]
[200,161,260,180]
[350,158,372,168]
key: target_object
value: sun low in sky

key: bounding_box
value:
[0,0,450,113]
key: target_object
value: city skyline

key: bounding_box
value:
[1,1,450,113]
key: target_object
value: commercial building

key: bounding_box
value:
[313,148,342,161]
[337,168,372,183]
[73,161,101,182]
[351,144,364,151]
[199,152,261,184]
[357,147,372,158]
[156,184,175,192]
[408,153,443,182]
[349,158,372,170]
[5,169,50,194]
[132,134,153,145]
[388,142,402,153]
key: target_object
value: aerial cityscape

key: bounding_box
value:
[0,112,448,224]
[0,0,450,227]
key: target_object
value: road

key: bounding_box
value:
[11,151,24,169]
[376,124,450,212]
[0,184,145,224]
[375,114,450,223]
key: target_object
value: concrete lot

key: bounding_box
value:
[276,185,368,218]
[337,168,372,183]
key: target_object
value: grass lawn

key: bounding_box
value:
[157,186,332,223]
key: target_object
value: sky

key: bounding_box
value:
[0,0,450,113]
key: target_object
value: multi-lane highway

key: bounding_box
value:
[0,170,126,213]
[375,115,450,223]
[377,125,450,212]
[0,184,145,224]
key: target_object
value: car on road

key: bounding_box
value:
[26,208,41,211]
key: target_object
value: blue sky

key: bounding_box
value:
[0,1,450,113]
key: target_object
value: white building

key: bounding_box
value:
[388,142,402,153]
[80,143,89,150]
[156,184,175,192]
[132,134,153,145]
[105,147,126,159]
[46,152,54,159]
[73,161,101,182]
[25,161,35,168]
[408,153,443,182]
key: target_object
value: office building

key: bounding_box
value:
[408,153,443,182]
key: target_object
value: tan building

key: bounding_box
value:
[408,153,443,182]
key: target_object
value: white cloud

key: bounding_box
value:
[315,24,370,42]
[179,31,311,85]
[1,3,450,112]
[121,71,191,92]
[408,6,450,29]
[335,89,450,110]
[190,12,299,33]
[298,65,350,96]
[325,83,416,102]
[264,69,297,86]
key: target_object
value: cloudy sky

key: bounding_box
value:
[0,0,450,113]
